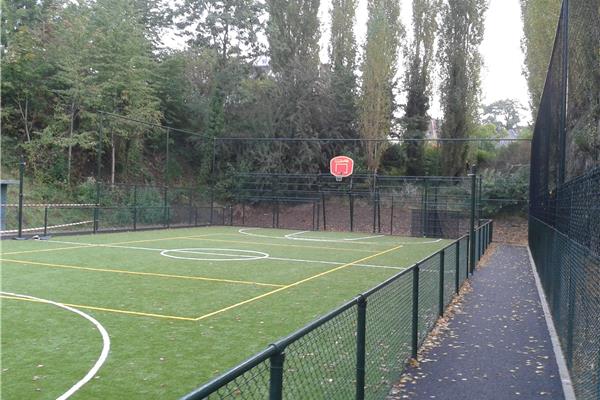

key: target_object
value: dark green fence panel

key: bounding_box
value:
[181,223,493,400]
[364,273,413,399]
[443,244,457,306]
[282,306,358,399]
[417,255,440,346]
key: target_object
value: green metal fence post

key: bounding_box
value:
[438,249,445,317]
[377,190,381,233]
[163,186,169,228]
[350,192,354,232]
[16,157,25,239]
[133,185,137,231]
[43,206,48,236]
[372,192,377,233]
[321,192,327,231]
[465,236,470,280]
[312,201,317,231]
[390,195,394,235]
[469,166,477,274]
[455,240,460,294]
[316,201,320,231]
[94,115,103,234]
[188,188,194,226]
[269,351,285,400]
[422,179,429,237]
[355,296,367,400]
[411,264,420,359]
[479,227,483,259]
[210,188,214,225]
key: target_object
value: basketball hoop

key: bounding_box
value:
[330,156,354,182]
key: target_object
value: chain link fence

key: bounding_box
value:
[180,221,492,399]
[529,0,599,399]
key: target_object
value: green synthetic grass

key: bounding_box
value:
[0,226,448,399]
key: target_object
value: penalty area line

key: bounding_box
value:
[193,243,405,321]
[0,258,284,288]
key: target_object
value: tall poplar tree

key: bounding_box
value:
[329,0,358,140]
[438,0,487,176]
[359,0,403,172]
[267,0,322,172]
[402,0,440,175]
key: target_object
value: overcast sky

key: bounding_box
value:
[317,0,530,120]
[165,0,531,121]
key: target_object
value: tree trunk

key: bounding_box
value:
[111,129,116,187]
[17,99,32,143]
[67,98,76,185]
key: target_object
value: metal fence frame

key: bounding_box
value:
[180,220,493,400]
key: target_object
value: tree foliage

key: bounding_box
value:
[359,0,403,172]
[438,0,487,176]
[401,0,440,176]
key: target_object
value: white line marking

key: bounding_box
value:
[343,235,386,241]
[526,247,576,400]
[1,221,93,234]
[238,228,282,239]
[1,291,110,400]
[283,231,386,243]
[160,248,269,262]
[45,238,403,270]
[47,239,162,252]
[240,228,442,245]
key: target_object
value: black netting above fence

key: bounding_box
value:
[529,1,600,399]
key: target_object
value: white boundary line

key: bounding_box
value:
[160,248,269,261]
[43,239,401,270]
[526,247,576,400]
[1,220,93,234]
[1,291,110,400]
[283,231,385,242]
[239,228,442,245]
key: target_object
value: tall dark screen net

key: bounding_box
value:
[528,1,599,399]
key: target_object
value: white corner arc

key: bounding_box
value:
[1,291,110,400]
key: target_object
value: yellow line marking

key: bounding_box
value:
[0,258,284,288]
[183,236,380,253]
[193,243,404,321]
[2,234,218,255]
[0,295,196,321]
[2,245,98,256]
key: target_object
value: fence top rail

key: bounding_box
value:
[179,346,277,400]
[182,229,479,399]
[217,137,531,143]
[99,182,201,191]
[234,173,473,181]
[0,203,98,208]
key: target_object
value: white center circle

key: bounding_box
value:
[160,248,269,261]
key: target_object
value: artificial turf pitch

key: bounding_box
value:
[0,226,448,399]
